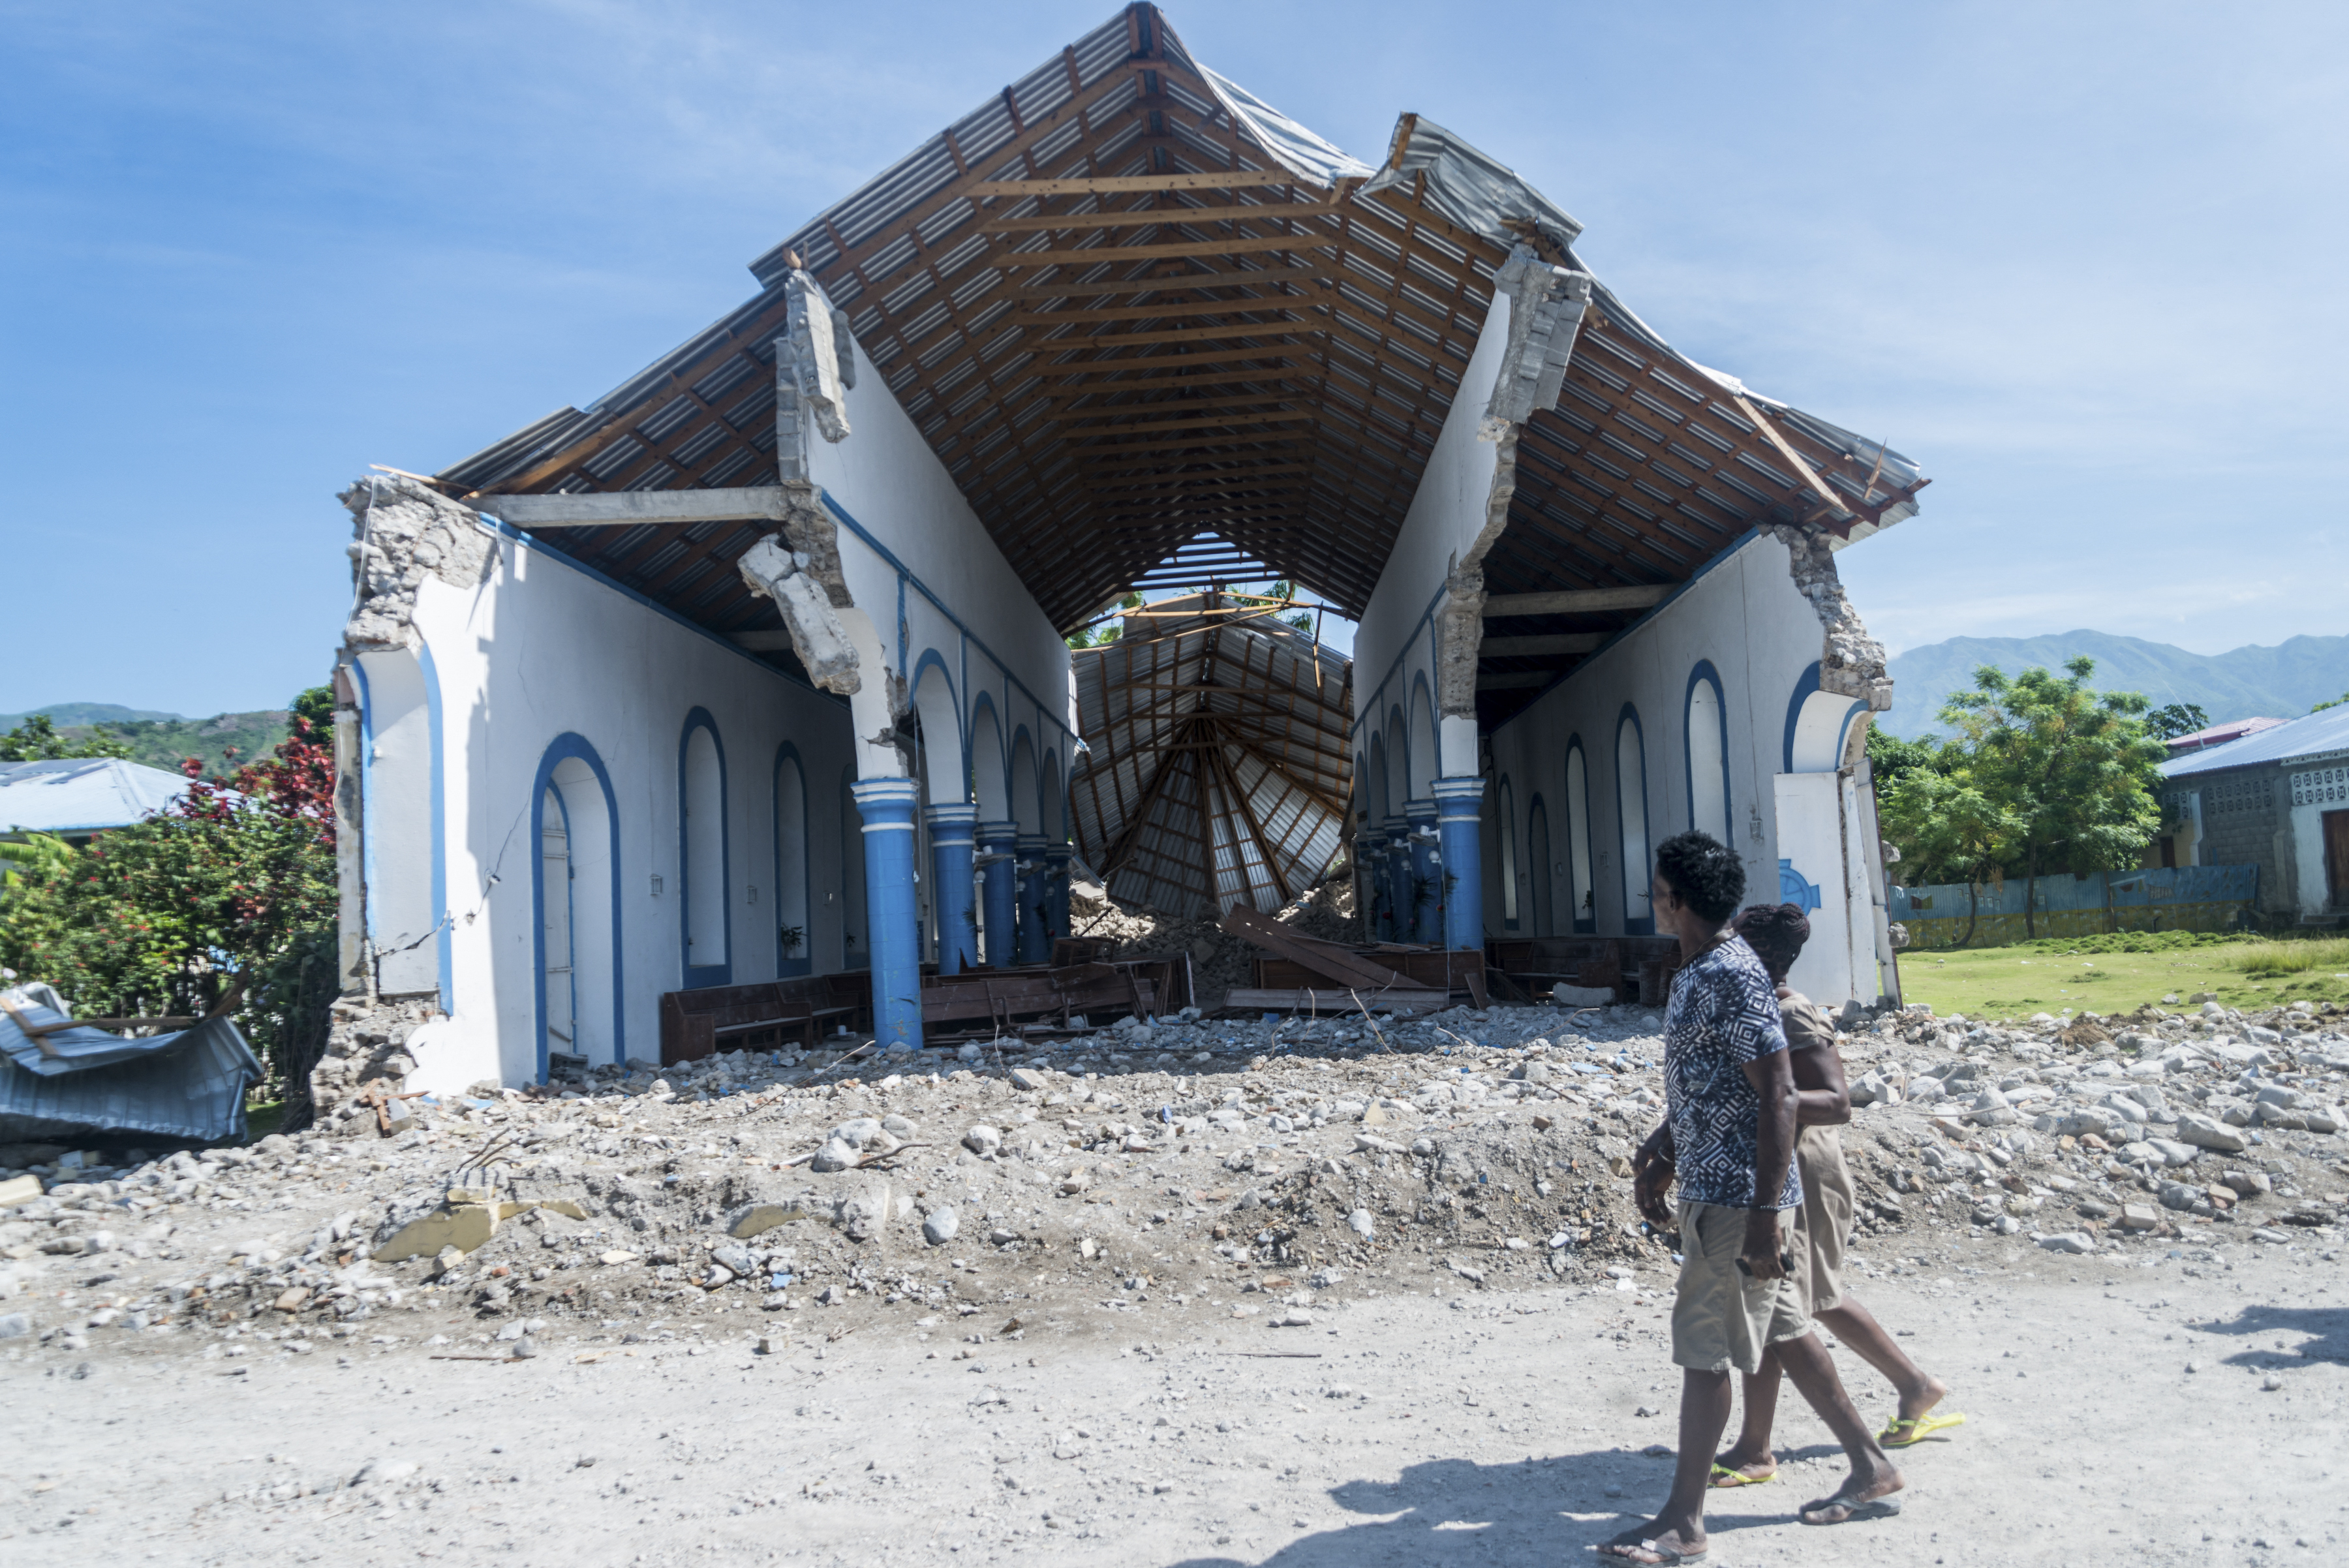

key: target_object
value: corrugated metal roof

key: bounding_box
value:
[2162,706,2349,778]
[1071,591,1350,917]
[0,758,192,836]
[434,3,1926,654]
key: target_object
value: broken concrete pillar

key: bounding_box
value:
[737,533,861,695]
[772,268,856,480]
[1480,245,1594,438]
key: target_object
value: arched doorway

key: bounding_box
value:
[533,737,621,1077]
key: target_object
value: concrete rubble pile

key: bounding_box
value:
[3,991,2342,1370]
[1069,878,1362,1009]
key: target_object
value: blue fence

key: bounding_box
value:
[1888,864,2260,949]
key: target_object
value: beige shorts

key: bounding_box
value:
[1792,1126,1855,1314]
[1672,1201,1812,1374]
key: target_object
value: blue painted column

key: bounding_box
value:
[924,803,980,976]
[1045,845,1073,954]
[850,778,923,1053]
[1382,815,1413,943]
[1016,833,1051,964]
[1432,775,1487,951]
[1356,828,1388,940]
[977,819,1020,968]
[1406,799,1441,944]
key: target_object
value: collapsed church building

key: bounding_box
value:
[333,4,1928,1092]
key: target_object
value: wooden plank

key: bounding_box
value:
[1004,265,1332,300]
[1223,987,1450,1013]
[1481,585,1674,617]
[979,200,1348,234]
[972,172,1315,196]
[1477,633,1606,657]
[1220,904,1414,991]
[1034,322,1330,350]
[993,232,1340,268]
[1012,290,1333,326]
[1728,393,1854,518]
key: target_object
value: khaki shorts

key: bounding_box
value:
[1672,1201,1811,1374]
[1792,1126,1855,1314]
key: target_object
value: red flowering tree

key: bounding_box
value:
[0,689,341,1107]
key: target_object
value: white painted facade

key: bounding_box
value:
[1474,530,1899,1008]
[346,320,1082,1090]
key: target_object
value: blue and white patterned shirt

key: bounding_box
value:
[1663,936,1801,1210]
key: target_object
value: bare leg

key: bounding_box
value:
[1770,1331,1903,1519]
[1599,1367,1731,1560]
[1714,1350,1783,1479]
[1815,1297,1949,1424]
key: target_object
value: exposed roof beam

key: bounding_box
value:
[993,232,1339,268]
[1478,634,1608,658]
[979,200,1348,234]
[1005,265,1330,300]
[484,487,788,529]
[1482,585,1674,617]
[971,171,1313,196]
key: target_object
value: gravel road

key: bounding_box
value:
[7,1240,2342,1567]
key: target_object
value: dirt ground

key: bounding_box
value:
[5,1243,2344,1567]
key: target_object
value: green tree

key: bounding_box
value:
[1875,741,2014,947]
[1939,657,2168,938]
[2313,692,2348,714]
[1864,726,1947,797]
[0,713,134,761]
[2145,702,2209,740]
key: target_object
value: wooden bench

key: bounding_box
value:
[658,974,870,1066]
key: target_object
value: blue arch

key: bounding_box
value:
[678,706,731,987]
[1565,733,1596,933]
[531,733,623,1081]
[1684,659,1732,840]
[968,692,1009,813]
[1007,721,1039,826]
[1497,775,1519,930]
[908,647,963,764]
[1616,703,1654,936]
[773,741,812,977]
[1783,659,1869,773]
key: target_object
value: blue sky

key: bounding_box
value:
[3,1,2342,716]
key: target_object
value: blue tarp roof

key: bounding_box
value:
[2162,705,2349,778]
[0,757,191,835]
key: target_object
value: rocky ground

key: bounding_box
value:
[4,991,2346,1562]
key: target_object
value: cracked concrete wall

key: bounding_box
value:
[1767,522,1894,712]
[1480,247,1593,438]
[339,474,494,652]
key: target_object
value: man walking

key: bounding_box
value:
[1599,832,1903,1565]
[1707,902,1959,1486]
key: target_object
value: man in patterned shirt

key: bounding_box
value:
[1600,833,1903,1565]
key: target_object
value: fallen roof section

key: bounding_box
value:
[1070,591,1349,919]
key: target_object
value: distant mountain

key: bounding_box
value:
[0,701,181,728]
[1881,631,2349,739]
[0,703,293,777]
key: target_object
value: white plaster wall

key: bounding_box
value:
[809,335,1078,807]
[380,524,859,1091]
[1482,530,1896,1004]
[2290,801,2336,915]
[1350,297,1513,778]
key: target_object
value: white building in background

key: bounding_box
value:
[338,3,1926,1089]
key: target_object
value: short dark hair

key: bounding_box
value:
[1653,831,1745,923]
[1734,902,1812,983]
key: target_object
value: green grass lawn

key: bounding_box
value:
[1895,930,2349,1021]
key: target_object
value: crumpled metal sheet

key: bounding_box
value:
[1358,114,1586,255]
[0,983,262,1145]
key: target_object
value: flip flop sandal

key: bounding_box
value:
[1708,1462,1776,1488]
[1593,1529,1709,1564]
[1799,1490,1905,1526]
[1880,1411,1967,1447]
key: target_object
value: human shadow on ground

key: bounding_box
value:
[2194,1302,2349,1367]
[1166,1447,1900,1568]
